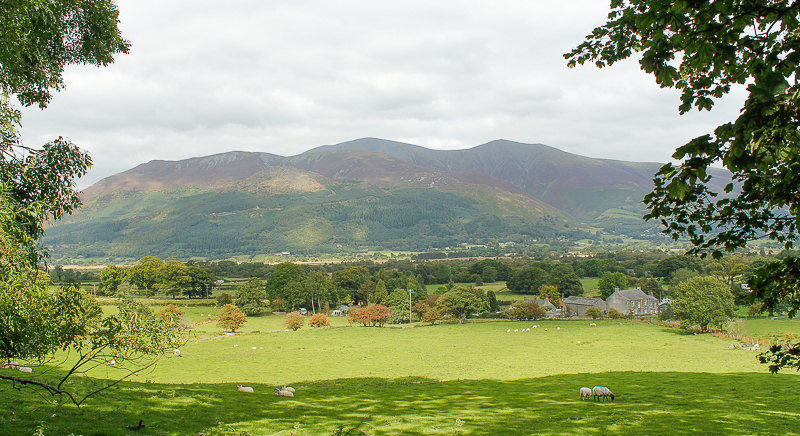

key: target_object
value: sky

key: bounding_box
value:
[19,0,747,188]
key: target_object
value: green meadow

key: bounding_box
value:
[2,310,799,435]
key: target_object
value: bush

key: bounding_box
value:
[607,308,625,319]
[658,305,674,321]
[586,306,604,319]
[217,304,247,332]
[285,311,305,330]
[216,292,233,306]
[308,313,330,328]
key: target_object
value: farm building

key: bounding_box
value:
[563,296,607,318]
[524,297,556,312]
[606,287,659,315]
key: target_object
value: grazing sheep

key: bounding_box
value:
[592,386,615,402]
[589,323,597,327]
[514,329,519,333]
[106,359,117,366]
[580,387,592,400]
[18,366,33,373]
[237,385,254,393]
[174,348,182,357]
[281,385,296,393]
[557,327,561,330]
[3,361,19,369]
[274,387,294,397]
[507,329,511,333]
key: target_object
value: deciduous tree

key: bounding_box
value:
[217,304,247,332]
[672,276,735,331]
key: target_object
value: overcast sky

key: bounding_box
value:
[19,0,746,188]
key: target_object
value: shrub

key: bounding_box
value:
[285,311,306,330]
[747,303,764,318]
[217,304,247,332]
[422,305,443,325]
[586,306,604,319]
[308,313,330,328]
[658,305,674,321]
[216,292,233,306]
[607,308,625,319]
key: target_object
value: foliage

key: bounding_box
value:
[637,278,663,300]
[348,304,392,327]
[505,301,546,321]
[538,285,560,307]
[157,260,191,298]
[567,0,800,361]
[439,286,487,323]
[672,276,735,331]
[185,265,217,298]
[308,313,330,328]
[126,256,165,294]
[216,292,233,306]
[658,304,675,321]
[285,311,306,331]
[547,264,584,296]
[217,304,247,332]
[586,306,604,319]
[598,272,628,299]
[421,305,443,325]
[506,265,547,294]
[236,278,268,316]
[486,290,499,312]
[265,262,305,300]
[100,265,125,294]
[747,303,765,318]
[607,308,625,319]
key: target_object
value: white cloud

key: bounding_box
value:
[17,0,747,188]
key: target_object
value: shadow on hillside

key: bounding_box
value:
[1,371,798,435]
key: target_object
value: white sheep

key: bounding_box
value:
[18,366,33,373]
[514,329,519,333]
[557,327,561,330]
[274,387,294,397]
[174,348,182,357]
[281,385,296,393]
[580,387,592,400]
[589,323,597,327]
[592,386,615,401]
[237,385,254,393]
[3,361,19,369]
[507,329,511,332]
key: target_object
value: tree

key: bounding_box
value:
[598,272,628,299]
[0,1,172,406]
[637,278,664,300]
[505,301,546,321]
[438,286,487,323]
[236,278,267,316]
[216,292,233,306]
[99,265,126,294]
[186,265,217,299]
[371,279,389,304]
[486,290,499,312]
[568,1,800,368]
[506,265,548,294]
[217,304,247,332]
[126,256,164,294]
[265,262,305,300]
[546,264,583,296]
[348,304,392,327]
[157,260,191,298]
[285,311,306,331]
[304,270,332,314]
[538,285,561,307]
[672,276,735,331]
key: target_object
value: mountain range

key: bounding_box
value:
[43,138,729,261]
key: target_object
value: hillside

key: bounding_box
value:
[43,138,720,261]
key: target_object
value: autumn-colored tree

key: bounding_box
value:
[308,313,330,328]
[505,301,546,321]
[285,311,305,331]
[348,304,392,327]
[421,305,443,325]
[217,304,247,332]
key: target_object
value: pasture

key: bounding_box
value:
[1,311,799,435]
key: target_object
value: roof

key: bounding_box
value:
[563,296,605,306]
[610,288,658,302]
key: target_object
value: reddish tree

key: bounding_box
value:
[309,313,330,328]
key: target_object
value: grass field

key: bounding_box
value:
[2,310,800,435]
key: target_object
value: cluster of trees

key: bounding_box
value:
[99,256,217,298]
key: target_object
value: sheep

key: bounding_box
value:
[18,366,33,373]
[514,329,519,333]
[589,323,597,327]
[557,327,561,330]
[281,385,296,393]
[174,348,182,357]
[274,387,294,397]
[592,386,615,402]
[580,387,592,400]
[507,329,511,333]
[3,361,19,369]
[237,385,254,393]
[106,359,117,366]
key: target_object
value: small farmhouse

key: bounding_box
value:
[563,296,607,318]
[606,287,659,316]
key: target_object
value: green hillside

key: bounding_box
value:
[45,183,576,261]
